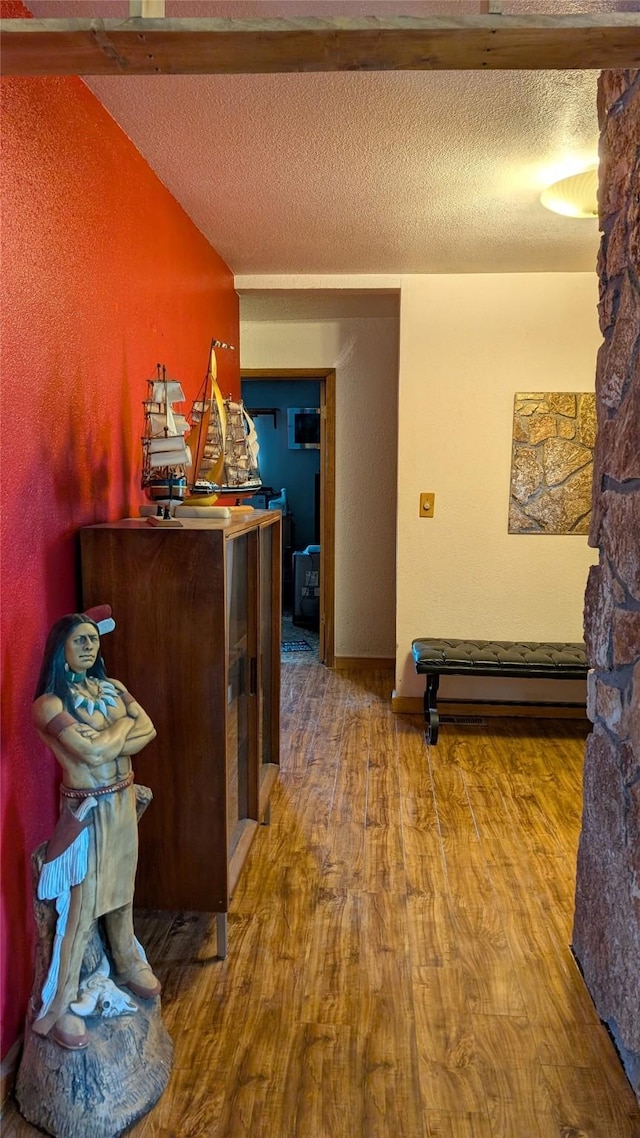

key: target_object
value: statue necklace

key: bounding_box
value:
[66,669,119,718]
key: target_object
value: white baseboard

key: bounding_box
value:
[334,656,394,671]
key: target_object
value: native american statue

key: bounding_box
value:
[30,605,161,1052]
[16,606,171,1138]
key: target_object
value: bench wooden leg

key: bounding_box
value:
[423,673,440,745]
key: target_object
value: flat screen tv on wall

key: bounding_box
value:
[288,407,320,450]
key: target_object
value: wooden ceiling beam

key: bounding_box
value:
[1,14,639,77]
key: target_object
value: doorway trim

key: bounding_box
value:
[241,368,336,668]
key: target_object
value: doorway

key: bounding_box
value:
[241,369,336,667]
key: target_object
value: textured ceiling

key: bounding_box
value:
[25,1,640,275]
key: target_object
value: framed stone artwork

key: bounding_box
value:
[508,392,596,534]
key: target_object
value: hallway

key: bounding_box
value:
[4,663,639,1137]
[281,609,320,664]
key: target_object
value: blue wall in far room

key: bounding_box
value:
[241,379,320,553]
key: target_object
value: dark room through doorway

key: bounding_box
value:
[241,370,336,667]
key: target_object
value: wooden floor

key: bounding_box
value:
[4,663,640,1137]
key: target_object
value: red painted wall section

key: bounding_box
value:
[0,48,239,1056]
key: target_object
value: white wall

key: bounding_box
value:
[237,272,601,701]
[395,272,601,701]
[240,306,400,659]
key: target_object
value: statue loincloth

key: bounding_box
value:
[34,775,141,1034]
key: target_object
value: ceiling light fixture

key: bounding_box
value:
[540,165,599,219]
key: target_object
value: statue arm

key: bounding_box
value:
[120,708,156,755]
[33,695,136,766]
[111,681,157,755]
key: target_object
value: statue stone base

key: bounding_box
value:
[15,839,172,1138]
[16,997,172,1138]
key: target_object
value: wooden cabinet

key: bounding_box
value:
[80,513,281,956]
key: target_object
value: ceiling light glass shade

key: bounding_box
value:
[540,166,598,218]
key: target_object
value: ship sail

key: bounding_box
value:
[184,342,226,505]
[183,338,262,506]
[151,379,185,403]
[221,399,261,490]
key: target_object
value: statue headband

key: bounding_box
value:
[83,605,115,636]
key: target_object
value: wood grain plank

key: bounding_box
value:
[403,833,449,899]
[535,1020,632,1070]
[299,889,361,1026]
[308,695,348,763]
[359,891,413,994]
[541,1062,640,1138]
[399,745,438,826]
[444,738,494,788]
[407,892,457,968]
[367,748,400,826]
[514,954,602,1030]
[331,706,370,824]
[446,899,528,1017]
[280,693,324,772]
[471,1013,540,1069]
[2,14,640,77]
[465,779,516,842]
[0,1117,30,1138]
[130,1073,225,1138]
[481,1065,556,1138]
[209,1004,284,1137]
[439,836,494,903]
[315,819,366,891]
[417,1057,488,1116]
[279,1023,357,1138]
[425,1112,493,1138]
[463,960,527,1018]
[428,762,478,841]
[364,820,407,894]
[413,966,476,1067]
[356,989,426,1138]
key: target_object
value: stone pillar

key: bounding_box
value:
[573,69,640,1101]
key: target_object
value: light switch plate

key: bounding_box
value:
[420,493,435,518]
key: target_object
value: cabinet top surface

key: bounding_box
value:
[83,512,279,536]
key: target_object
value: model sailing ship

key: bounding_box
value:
[187,338,262,502]
[141,340,261,512]
[141,364,191,504]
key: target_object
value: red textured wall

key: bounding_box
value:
[0,59,239,1056]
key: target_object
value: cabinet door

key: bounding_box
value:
[258,517,281,812]
[226,530,258,858]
